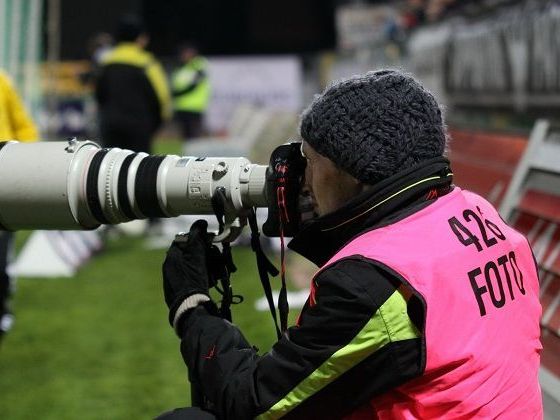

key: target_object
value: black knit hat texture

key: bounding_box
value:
[300,69,447,184]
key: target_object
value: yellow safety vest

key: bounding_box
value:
[172,57,210,113]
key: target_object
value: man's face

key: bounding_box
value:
[180,48,196,63]
[301,141,364,217]
[137,34,149,49]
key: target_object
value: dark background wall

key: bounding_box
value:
[58,0,140,59]
[58,0,336,59]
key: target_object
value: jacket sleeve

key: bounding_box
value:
[172,69,206,97]
[93,69,106,106]
[179,257,425,419]
[2,73,38,141]
[145,60,172,122]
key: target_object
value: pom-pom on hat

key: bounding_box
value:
[299,69,447,184]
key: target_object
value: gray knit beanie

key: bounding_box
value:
[299,69,447,184]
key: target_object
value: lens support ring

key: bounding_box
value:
[86,150,110,224]
[99,148,138,224]
[117,153,138,220]
[135,155,168,218]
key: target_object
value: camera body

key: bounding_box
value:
[263,141,307,238]
[0,140,306,241]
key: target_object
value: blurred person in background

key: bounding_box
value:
[171,42,210,141]
[161,70,542,419]
[94,14,171,154]
[0,69,38,343]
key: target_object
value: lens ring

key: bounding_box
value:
[86,150,110,224]
[135,155,167,218]
[117,153,138,220]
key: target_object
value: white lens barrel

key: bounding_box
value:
[0,140,100,230]
[0,140,268,231]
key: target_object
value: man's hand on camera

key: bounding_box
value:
[162,219,213,334]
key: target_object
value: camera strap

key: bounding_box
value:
[211,188,238,322]
[248,209,282,339]
[275,165,291,334]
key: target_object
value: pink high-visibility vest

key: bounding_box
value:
[326,188,542,419]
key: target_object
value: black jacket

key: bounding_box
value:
[95,43,169,136]
[179,158,453,419]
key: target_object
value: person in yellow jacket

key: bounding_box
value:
[171,43,210,141]
[0,70,38,141]
[0,69,38,342]
[95,15,171,153]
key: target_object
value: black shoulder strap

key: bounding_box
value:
[248,209,282,339]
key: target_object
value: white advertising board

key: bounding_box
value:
[206,56,302,133]
[335,4,396,51]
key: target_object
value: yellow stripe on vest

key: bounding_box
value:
[257,288,420,420]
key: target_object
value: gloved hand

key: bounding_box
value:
[162,219,214,331]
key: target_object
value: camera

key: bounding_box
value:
[0,139,306,241]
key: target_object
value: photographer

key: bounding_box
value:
[161,70,542,419]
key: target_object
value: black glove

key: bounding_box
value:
[162,219,214,329]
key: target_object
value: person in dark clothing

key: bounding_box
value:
[161,70,542,419]
[94,15,170,153]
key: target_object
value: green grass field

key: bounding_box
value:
[0,139,290,419]
[0,236,282,419]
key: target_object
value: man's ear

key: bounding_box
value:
[346,172,374,194]
[341,168,362,186]
[337,166,367,192]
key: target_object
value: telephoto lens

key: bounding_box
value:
[0,140,268,231]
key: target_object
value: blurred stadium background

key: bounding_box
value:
[1,0,560,418]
